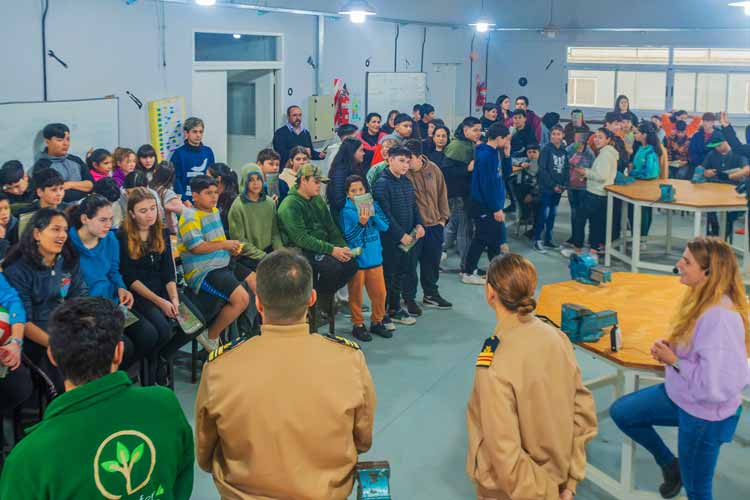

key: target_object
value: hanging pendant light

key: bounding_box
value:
[339,0,377,24]
[469,0,495,33]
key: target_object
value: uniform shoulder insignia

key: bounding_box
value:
[208,335,251,362]
[476,336,500,368]
[323,334,361,350]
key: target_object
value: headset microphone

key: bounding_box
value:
[673,267,679,275]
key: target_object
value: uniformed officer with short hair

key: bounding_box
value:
[195,248,376,500]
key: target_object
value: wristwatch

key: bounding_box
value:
[7,338,23,349]
[671,359,680,373]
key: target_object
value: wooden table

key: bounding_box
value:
[538,273,748,500]
[604,179,748,274]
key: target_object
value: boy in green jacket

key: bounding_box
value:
[278,164,358,300]
[0,297,194,500]
[228,164,284,270]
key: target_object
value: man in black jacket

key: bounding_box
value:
[31,123,93,203]
[272,106,328,168]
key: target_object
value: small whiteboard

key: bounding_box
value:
[366,72,427,117]
[0,98,119,170]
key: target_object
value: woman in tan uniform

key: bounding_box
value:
[466,254,598,500]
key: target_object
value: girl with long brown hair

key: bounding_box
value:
[610,237,750,499]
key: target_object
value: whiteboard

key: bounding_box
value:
[366,72,427,117]
[0,98,119,171]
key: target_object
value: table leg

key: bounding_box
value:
[694,211,702,238]
[620,371,640,490]
[745,213,749,275]
[605,193,614,267]
[720,211,728,240]
[620,200,628,254]
[632,204,642,272]
[666,210,673,255]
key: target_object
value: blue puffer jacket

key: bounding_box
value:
[373,168,422,241]
[341,198,389,269]
[630,144,660,180]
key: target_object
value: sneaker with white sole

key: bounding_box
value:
[560,247,576,258]
[423,294,453,309]
[196,331,220,352]
[382,314,397,331]
[461,271,486,285]
[533,240,547,253]
[388,309,417,325]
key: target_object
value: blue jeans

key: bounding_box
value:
[610,384,740,500]
[445,197,473,269]
[533,191,562,242]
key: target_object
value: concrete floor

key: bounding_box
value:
[174,203,750,499]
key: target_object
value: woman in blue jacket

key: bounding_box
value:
[629,122,662,245]
[69,194,161,382]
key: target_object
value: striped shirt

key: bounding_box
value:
[177,207,230,291]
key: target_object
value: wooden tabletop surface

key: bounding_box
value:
[605,179,746,208]
[536,272,687,371]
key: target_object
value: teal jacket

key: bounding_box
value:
[630,144,660,180]
[0,371,194,500]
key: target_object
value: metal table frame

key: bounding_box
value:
[604,191,749,273]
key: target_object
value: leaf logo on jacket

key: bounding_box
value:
[60,275,72,300]
[93,430,160,499]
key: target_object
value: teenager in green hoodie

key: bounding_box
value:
[0,297,194,500]
[228,165,284,270]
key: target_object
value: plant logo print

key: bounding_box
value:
[93,430,157,499]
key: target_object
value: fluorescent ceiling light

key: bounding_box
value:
[195,0,216,6]
[729,1,750,15]
[469,21,495,33]
[339,0,376,24]
[233,33,241,39]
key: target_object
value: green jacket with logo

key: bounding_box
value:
[0,371,194,500]
[277,185,346,255]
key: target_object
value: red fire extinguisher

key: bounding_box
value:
[475,76,487,111]
[334,80,350,127]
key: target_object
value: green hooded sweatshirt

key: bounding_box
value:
[228,165,284,260]
[0,371,194,500]
[277,185,346,255]
[444,137,474,164]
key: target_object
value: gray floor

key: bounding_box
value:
[174,202,750,499]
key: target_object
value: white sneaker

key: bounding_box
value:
[196,331,220,352]
[441,251,448,263]
[533,240,547,254]
[461,271,486,285]
[560,248,576,258]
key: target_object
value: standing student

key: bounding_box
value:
[328,138,367,224]
[381,109,399,135]
[278,146,308,203]
[373,146,425,326]
[443,117,481,274]
[689,112,717,168]
[427,125,450,167]
[610,238,749,500]
[0,161,36,214]
[86,148,113,182]
[533,125,568,253]
[514,96,542,143]
[651,115,666,142]
[480,104,498,133]
[0,193,19,260]
[118,188,180,385]
[228,165,284,271]
[272,105,327,168]
[207,163,239,237]
[540,112,561,148]
[411,104,422,123]
[496,94,512,126]
[466,254,597,500]
[380,113,413,144]
[341,175,391,341]
[564,128,619,257]
[510,110,537,158]
[170,117,216,202]
[614,94,638,126]
[358,112,387,166]
[413,103,435,142]
[0,297,194,500]
[463,123,511,285]
[367,138,399,186]
[403,139,451,310]
[628,122,662,248]
[150,161,183,235]
[33,123,93,202]
[17,167,66,237]
[112,147,137,188]
[564,128,595,246]
[136,143,158,181]
[322,124,359,180]
[563,109,590,146]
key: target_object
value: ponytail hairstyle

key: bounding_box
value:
[72,194,112,229]
[86,148,113,174]
[486,253,538,316]
[123,187,165,259]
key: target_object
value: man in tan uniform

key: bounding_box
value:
[195,249,376,500]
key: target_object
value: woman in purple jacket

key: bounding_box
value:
[610,237,749,500]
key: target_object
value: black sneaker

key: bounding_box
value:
[352,324,372,342]
[370,321,393,338]
[544,240,559,249]
[404,299,423,317]
[423,294,452,309]
[388,309,416,325]
[382,314,397,331]
[659,458,682,498]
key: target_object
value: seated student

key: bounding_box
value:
[0,193,19,260]
[373,146,425,325]
[150,160,184,235]
[512,143,540,228]
[688,112,717,168]
[466,254,597,500]
[207,163,239,237]
[92,176,122,206]
[702,132,749,238]
[380,113,413,144]
[0,296,194,500]
[358,112,387,166]
[564,129,595,246]
[118,188,180,385]
[228,165,284,271]
[32,123,93,203]
[403,139,451,309]
[367,137,399,186]
[0,160,36,214]
[277,164,358,308]
[170,117,215,202]
[662,109,702,139]
[563,109,590,146]
[17,167,66,231]
[3,208,88,390]
[718,111,750,159]
[323,123,360,179]
[427,125,450,168]
[463,124,511,285]
[86,148,113,182]
[178,175,255,352]
[114,171,164,230]
[328,138,367,224]
[136,143,158,182]
[341,175,392,341]
[112,147,138,188]
[514,96,543,142]
[277,146,307,203]
[479,103,498,134]
[255,147,281,182]
[510,110,537,159]
[195,249,375,500]
[0,272,31,415]
[665,121,692,179]
[69,195,161,373]
[533,125,568,253]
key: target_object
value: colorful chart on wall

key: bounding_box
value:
[148,96,185,162]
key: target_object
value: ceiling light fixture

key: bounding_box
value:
[339,0,376,24]
[469,0,495,33]
[729,1,750,15]
[195,0,217,6]
[233,33,241,39]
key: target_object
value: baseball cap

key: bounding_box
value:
[296,163,329,182]
[706,130,725,149]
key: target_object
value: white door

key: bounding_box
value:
[192,70,228,163]
[227,70,277,169]
[429,64,458,130]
